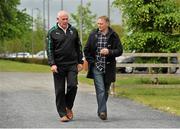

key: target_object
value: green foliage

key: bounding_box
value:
[0,0,32,54]
[113,0,180,52]
[154,12,180,34]
[2,12,45,55]
[176,0,180,6]
[111,24,124,37]
[33,13,46,54]
[71,2,97,46]
[122,31,180,52]
[0,0,31,40]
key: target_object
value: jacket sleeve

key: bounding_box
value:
[46,31,55,66]
[75,30,83,64]
[108,32,123,57]
[83,32,95,64]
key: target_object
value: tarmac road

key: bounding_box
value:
[0,72,180,128]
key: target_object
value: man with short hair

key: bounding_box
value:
[84,16,123,120]
[47,10,83,122]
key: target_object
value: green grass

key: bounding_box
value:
[115,75,180,85]
[115,86,180,116]
[114,75,180,116]
[0,59,50,72]
[78,74,94,85]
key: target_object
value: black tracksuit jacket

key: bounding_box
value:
[46,24,83,66]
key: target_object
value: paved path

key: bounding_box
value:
[0,72,180,128]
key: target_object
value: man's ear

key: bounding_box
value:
[56,18,59,22]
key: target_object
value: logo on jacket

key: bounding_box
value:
[69,29,73,35]
[56,32,60,35]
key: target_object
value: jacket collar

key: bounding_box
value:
[95,27,114,40]
[95,27,114,36]
[56,23,72,31]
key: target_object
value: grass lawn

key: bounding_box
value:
[115,85,180,116]
[0,59,50,72]
[114,74,180,116]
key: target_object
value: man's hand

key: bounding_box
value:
[77,64,83,72]
[100,48,109,55]
[51,65,58,73]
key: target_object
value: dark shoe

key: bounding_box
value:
[99,112,107,120]
[66,108,73,120]
[60,115,69,122]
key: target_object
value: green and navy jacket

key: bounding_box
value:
[46,23,83,66]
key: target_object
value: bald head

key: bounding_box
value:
[57,10,69,18]
[57,10,69,29]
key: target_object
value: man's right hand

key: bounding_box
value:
[51,65,58,73]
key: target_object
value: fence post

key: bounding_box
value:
[148,67,152,74]
[167,56,170,74]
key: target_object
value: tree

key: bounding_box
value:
[111,24,124,38]
[33,13,46,54]
[3,12,45,55]
[71,2,97,46]
[0,0,31,40]
[113,0,180,53]
[0,0,31,53]
[175,0,180,6]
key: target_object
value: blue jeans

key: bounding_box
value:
[93,67,111,115]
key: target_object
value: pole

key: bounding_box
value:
[47,0,50,29]
[43,0,46,30]
[61,0,63,10]
[80,0,83,43]
[31,9,34,58]
[108,0,110,20]
[43,0,46,59]
[31,8,40,58]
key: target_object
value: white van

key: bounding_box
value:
[35,51,47,59]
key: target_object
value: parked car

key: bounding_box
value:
[34,50,47,59]
[116,51,179,74]
[116,51,135,73]
[155,57,179,74]
[7,52,31,58]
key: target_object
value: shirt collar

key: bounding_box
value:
[98,29,109,36]
[58,24,68,33]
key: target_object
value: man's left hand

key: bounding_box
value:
[100,48,109,55]
[77,64,83,72]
